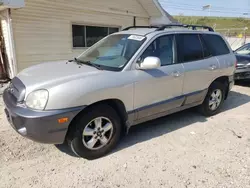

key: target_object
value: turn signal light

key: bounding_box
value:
[58,118,69,124]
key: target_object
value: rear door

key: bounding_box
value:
[176,33,220,102]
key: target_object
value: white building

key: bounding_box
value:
[0,0,175,79]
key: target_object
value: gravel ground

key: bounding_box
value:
[0,84,250,188]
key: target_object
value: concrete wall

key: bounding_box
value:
[225,37,250,50]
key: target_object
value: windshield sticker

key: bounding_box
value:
[128,35,145,41]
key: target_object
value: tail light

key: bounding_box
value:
[235,60,237,68]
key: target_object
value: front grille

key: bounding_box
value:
[8,77,26,102]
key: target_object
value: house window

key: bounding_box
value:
[72,25,86,48]
[72,25,119,48]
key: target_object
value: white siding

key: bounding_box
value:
[11,0,150,71]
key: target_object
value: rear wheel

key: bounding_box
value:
[199,82,226,116]
[67,104,122,160]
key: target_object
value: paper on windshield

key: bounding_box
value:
[128,35,145,41]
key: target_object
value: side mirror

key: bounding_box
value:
[137,56,161,70]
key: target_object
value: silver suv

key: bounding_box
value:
[4,24,236,159]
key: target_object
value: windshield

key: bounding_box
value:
[235,44,250,55]
[77,34,146,71]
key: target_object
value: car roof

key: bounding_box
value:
[116,28,157,36]
[115,28,219,37]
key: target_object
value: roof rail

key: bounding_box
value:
[156,24,214,32]
[122,24,214,32]
[122,26,159,31]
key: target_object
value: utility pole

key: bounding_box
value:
[203,5,211,17]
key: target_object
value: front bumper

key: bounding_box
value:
[234,68,250,80]
[3,89,84,144]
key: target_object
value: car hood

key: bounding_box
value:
[17,60,103,89]
[235,54,250,64]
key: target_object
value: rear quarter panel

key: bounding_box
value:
[215,53,236,78]
[217,35,236,77]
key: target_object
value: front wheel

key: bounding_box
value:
[199,82,226,117]
[67,104,122,160]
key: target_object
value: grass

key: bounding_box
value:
[173,16,250,36]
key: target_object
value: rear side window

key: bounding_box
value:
[176,34,203,63]
[202,34,230,56]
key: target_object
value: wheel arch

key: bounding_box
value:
[210,76,230,99]
[65,99,128,142]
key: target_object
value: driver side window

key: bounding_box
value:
[140,35,174,66]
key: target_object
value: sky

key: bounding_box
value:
[159,0,250,17]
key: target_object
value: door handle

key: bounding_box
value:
[209,64,217,71]
[172,71,181,77]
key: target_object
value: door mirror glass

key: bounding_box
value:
[137,56,161,70]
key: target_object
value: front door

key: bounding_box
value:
[133,34,185,120]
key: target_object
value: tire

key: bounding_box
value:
[199,82,226,117]
[67,104,122,160]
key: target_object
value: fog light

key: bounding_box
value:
[18,127,27,136]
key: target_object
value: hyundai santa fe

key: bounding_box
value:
[3,24,236,159]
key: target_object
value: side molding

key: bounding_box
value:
[127,89,208,127]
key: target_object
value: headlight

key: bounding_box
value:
[26,90,49,110]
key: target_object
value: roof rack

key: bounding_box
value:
[122,26,159,31]
[156,24,214,32]
[122,24,214,32]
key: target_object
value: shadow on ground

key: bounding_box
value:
[55,143,78,157]
[56,90,250,158]
[235,80,250,87]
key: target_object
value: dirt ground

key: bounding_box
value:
[0,84,250,188]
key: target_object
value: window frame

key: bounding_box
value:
[198,34,213,59]
[137,34,176,67]
[175,33,206,64]
[71,23,120,49]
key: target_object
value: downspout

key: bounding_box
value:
[133,16,136,26]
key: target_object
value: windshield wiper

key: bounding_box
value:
[83,61,103,70]
[69,58,102,70]
[68,58,82,66]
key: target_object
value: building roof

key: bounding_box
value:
[0,0,176,25]
[137,0,178,25]
[152,0,178,23]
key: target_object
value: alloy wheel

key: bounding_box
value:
[209,89,222,111]
[82,117,113,150]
